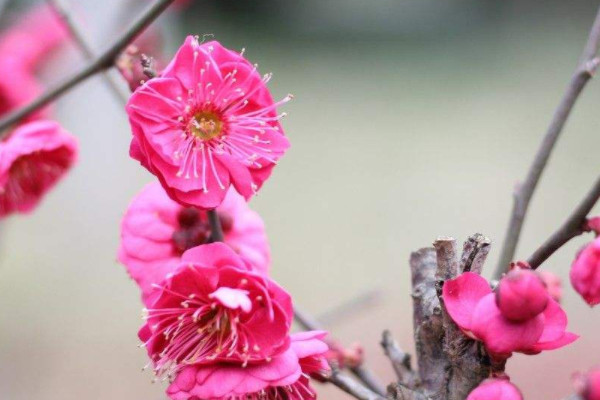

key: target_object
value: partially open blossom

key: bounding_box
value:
[443,272,577,359]
[0,5,67,119]
[325,340,364,369]
[167,331,329,400]
[0,121,78,217]
[466,378,522,400]
[539,270,562,302]
[574,367,600,400]
[126,37,290,209]
[139,243,292,377]
[119,181,270,303]
[587,216,600,235]
[496,267,548,322]
[570,238,600,306]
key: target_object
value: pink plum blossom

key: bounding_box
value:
[496,267,548,322]
[126,37,290,209]
[167,331,329,400]
[570,238,600,306]
[442,272,577,360]
[574,367,600,400]
[466,378,522,400]
[0,5,67,120]
[0,121,78,217]
[118,181,270,303]
[539,270,563,302]
[139,243,293,377]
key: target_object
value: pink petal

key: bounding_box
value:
[442,272,492,332]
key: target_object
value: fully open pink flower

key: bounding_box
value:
[119,182,270,303]
[167,331,329,400]
[126,37,290,209]
[139,243,293,376]
[570,238,600,306]
[442,272,577,360]
[0,121,78,217]
[0,5,66,120]
[466,378,522,400]
[574,367,600,400]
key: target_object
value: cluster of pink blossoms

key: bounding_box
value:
[120,36,329,400]
[0,5,78,218]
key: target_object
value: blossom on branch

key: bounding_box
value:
[0,121,78,217]
[139,243,293,377]
[167,331,329,400]
[539,270,563,302]
[118,182,270,303]
[126,37,290,209]
[466,378,522,400]
[442,271,577,360]
[570,237,600,306]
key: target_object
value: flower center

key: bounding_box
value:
[188,111,223,141]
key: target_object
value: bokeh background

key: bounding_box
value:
[0,0,599,399]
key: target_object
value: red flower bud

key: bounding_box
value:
[496,267,549,322]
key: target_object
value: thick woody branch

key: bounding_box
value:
[528,174,600,268]
[0,0,175,136]
[459,233,491,274]
[495,5,600,279]
[293,308,387,396]
[47,0,129,104]
[380,330,417,388]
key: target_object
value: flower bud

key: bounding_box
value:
[496,267,549,322]
[539,270,563,302]
[467,378,522,400]
[574,368,600,400]
[570,239,600,307]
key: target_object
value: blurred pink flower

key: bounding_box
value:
[167,331,329,400]
[118,182,270,303]
[442,272,577,360]
[0,121,78,217]
[0,4,67,119]
[496,266,548,322]
[466,378,522,400]
[539,270,563,302]
[570,238,600,306]
[126,37,290,209]
[574,367,600,400]
[139,243,293,377]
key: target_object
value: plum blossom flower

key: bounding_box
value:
[119,182,270,303]
[126,37,290,209]
[167,331,329,400]
[496,266,548,322]
[574,367,600,400]
[0,121,78,217]
[570,237,600,306]
[139,243,293,377]
[442,271,577,360]
[466,378,522,400]
[0,5,67,120]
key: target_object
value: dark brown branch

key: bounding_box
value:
[207,209,224,242]
[495,5,600,279]
[380,330,417,388]
[527,174,600,268]
[0,0,175,136]
[293,308,387,396]
[47,0,129,104]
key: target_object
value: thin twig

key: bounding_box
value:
[494,5,600,279]
[328,369,386,400]
[527,174,600,268]
[141,54,158,78]
[293,308,387,396]
[380,330,416,388]
[207,209,224,242]
[46,0,130,104]
[0,0,174,136]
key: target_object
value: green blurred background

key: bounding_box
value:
[0,0,599,398]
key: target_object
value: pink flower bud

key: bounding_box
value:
[574,367,600,400]
[539,270,563,302]
[587,216,600,235]
[496,267,549,322]
[467,378,523,400]
[570,239,600,306]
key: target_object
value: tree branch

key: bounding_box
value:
[207,209,224,242]
[46,0,130,104]
[527,174,600,268]
[494,5,600,279]
[293,308,387,396]
[0,0,174,137]
[328,369,387,400]
[380,330,417,388]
